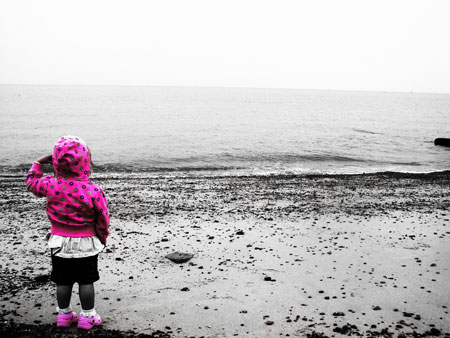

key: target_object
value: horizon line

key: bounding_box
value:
[0,82,449,95]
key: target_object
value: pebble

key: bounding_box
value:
[165,252,194,263]
[264,276,276,281]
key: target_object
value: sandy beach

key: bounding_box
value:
[1,171,449,337]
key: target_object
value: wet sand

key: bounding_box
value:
[1,171,450,337]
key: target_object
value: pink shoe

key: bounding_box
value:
[78,313,101,330]
[56,312,78,327]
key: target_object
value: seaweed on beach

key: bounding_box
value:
[0,320,171,338]
[0,269,50,296]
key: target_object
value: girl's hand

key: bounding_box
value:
[37,154,53,164]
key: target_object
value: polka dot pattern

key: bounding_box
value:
[26,136,110,245]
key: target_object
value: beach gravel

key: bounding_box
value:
[1,171,450,337]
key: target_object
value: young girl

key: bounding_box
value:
[26,135,110,330]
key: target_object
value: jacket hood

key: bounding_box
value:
[52,135,91,179]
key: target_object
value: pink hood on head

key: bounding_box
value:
[52,135,91,180]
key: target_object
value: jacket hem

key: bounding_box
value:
[51,222,97,237]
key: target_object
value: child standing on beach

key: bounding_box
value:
[26,135,110,330]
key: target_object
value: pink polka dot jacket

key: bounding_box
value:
[26,136,110,245]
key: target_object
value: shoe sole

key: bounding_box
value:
[57,319,77,327]
[78,320,101,330]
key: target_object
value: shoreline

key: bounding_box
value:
[1,172,449,337]
[1,168,450,179]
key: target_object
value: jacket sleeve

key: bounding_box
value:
[93,188,110,245]
[26,162,51,197]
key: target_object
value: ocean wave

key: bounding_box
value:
[351,128,380,135]
[1,152,429,176]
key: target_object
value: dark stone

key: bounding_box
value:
[165,252,194,263]
[424,327,441,337]
[427,328,441,336]
[435,138,450,147]
[306,333,328,338]
[333,324,358,335]
[264,276,276,281]
[236,230,245,235]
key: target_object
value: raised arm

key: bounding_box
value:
[26,155,53,197]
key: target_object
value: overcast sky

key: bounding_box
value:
[1,0,449,93]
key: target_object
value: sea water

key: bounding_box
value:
[0,85,449,175]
